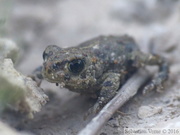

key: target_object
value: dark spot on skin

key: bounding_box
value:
[125,44,133,52]
[127,60,133,67]
[93,49,102,57]
[116,39,126,45]
[56,62,61,67]
[64,74,70,81]
[80,72,86,79]
[82,53,88,57]
[103,81,113,87]
[60,60,68,69]
[97,53,105,59]
[48,69,52,74]
[52,64,57,70]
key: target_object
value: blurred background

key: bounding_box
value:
[1,0,180,135]
[1,0,179,73]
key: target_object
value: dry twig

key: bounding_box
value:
[78,70,150,135]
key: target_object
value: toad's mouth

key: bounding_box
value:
[43,74,60,83]
[42,69,63,83]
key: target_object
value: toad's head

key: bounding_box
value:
[42,45,101,91]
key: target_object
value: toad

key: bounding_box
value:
[33,35,169,114]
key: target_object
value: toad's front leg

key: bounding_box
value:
[86,72,121,117]
[29,66,44,86]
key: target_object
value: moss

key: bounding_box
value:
[0,77,24,112]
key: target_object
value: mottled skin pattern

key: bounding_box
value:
[33,35,169,115]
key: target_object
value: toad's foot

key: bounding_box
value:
[29,66,43,86]
[143,71,168,95]
[132,52,169,95]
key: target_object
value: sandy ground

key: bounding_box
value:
[1,0,180,135]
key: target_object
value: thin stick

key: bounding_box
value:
[78,70,150,135]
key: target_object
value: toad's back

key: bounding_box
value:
[77,35,140,68]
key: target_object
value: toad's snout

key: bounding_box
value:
[42,62,65,83]
[43,62,53,75]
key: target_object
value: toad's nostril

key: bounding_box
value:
[52,62,61,70]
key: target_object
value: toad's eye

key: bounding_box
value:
[68,59,85,74]
[43,51,48,61]
[42,51,53,61]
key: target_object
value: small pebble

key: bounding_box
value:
[138,106,162,119]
